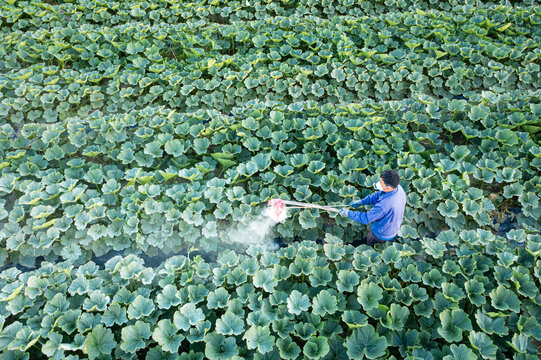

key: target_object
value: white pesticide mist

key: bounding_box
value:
[221,206,288,251]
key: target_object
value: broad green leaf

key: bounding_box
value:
[205,332,238,360]
[156,284,181,309]
[489,285,520,313]
[357,282,383,311]
[344,325,387,359]
[287,290,311,315]
[152,319,184,353]
[336,270,360,293]
[127,295,155,320]
[447,344,477,360]
[253,269,277,293]
[475,311,509,336]
[102,302,127,327]
[438,309,473,343]
[243,325,275,354]
[174,303,205,331]
[120,320,152,353]
[303,336,330,359]
[216,311,244,336]
[277,336,301,360]
[312,290,338,316]
[83,325,116,360]
[469,331,498,359]
[381,304,410,331]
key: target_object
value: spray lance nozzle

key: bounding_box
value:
[267,199,287,222]
[267,198,344,220]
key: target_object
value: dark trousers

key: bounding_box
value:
[366,228,389,247]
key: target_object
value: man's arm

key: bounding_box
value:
[346,204,386,225]
[360,191,382,206]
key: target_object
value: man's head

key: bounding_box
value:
[378,170,400,192]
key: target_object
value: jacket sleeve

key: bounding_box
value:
[360,191,382,206]
[347,204,386,225]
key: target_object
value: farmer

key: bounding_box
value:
[339,170,406,246]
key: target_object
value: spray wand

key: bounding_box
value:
[267,199,350,221]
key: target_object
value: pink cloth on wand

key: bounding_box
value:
[267,199,285,219]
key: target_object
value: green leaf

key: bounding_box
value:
[442,282,466,302]
[336,270,360,293]
[44,293,69,315]
[324,243,345,261]
[0,322,22,351]
[243,325,275,354]
[294,323,316,340]
[0,284,24,302]
[30,205,55,219]
[357,282,383,311]
[82,290,109,312]
[102,302,127,327]
[438,309,473,343]
[307,160,325,174]
[421,238,446,258]
[212,152,236,170]
[489,285,521,313]
[342,310,369,328]
[312,290,338,316]
[216,311,244,336]
[174,303,205,331]
[164,139,186,157]
[152,319,184,353]
[448,344,477,360]
[193,137,210,155]
[468,331,498,359]
[517,315,541,340]
[437,200,459,217]
[156,284,181,309]
[509,334,529,354]
[469,105,489,122]
[287,290,311,315]
[344,325,387,359]
[464,279,486,307]
[127,295,155,320]
[381,246,400,264]
[331,68,346,82]
[475,311,508,336]
[303,336,330,359]
[299,210,317,229]
[277,336,301,360]
[83,325,116,360]
[205,332,238,360]
[42,332,63,357]
[252,153,272,171]
[309,267,332,287]
[399,264,422,282]
[120,320,152,353]
[382,304,410,331]
[126,41,145,54]
[253,268,277,293]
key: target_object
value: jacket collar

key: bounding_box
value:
[381,186,398,197]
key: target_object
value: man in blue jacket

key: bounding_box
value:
[339,170,406,246]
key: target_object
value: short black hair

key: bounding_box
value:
[381,169,400,188]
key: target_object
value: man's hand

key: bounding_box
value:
[348,200,362,208]
[339,208,349,217]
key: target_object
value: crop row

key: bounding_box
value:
[1,94,540,266]
[0,6,539,122]
[1,0,537,31]
[0,232,540,359]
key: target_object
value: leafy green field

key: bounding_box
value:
[2,233,541,359]
[0,0,540,359]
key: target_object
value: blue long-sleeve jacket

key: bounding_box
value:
[346,185,407,240]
